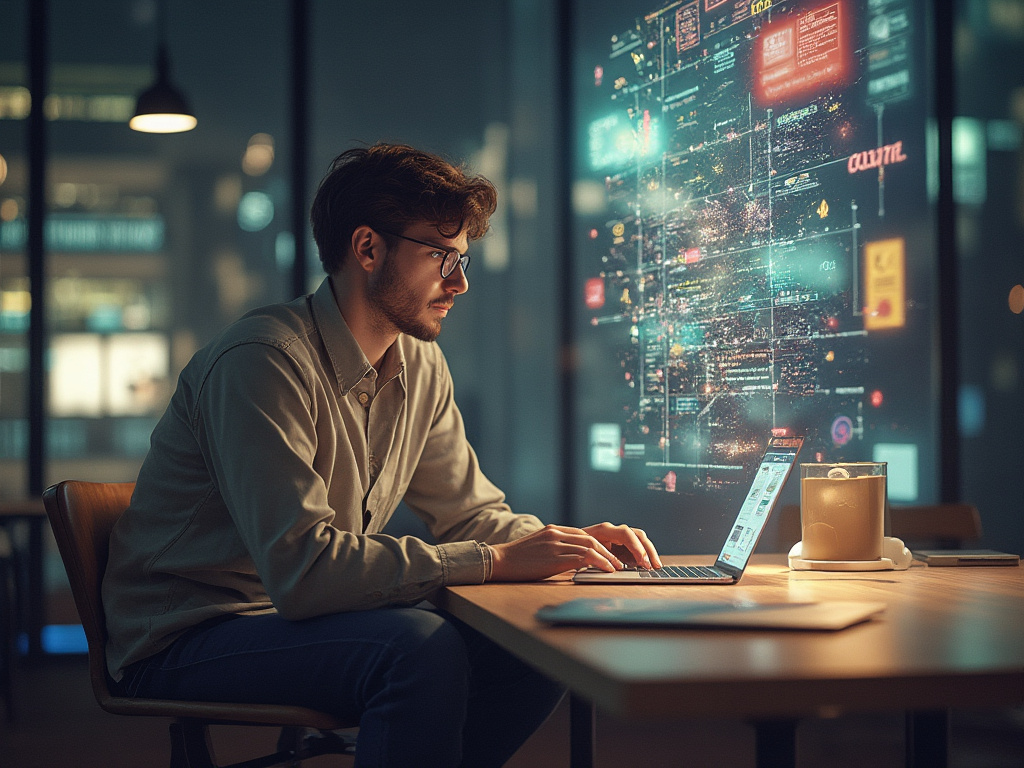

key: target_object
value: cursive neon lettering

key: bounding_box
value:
[847,141,908,174]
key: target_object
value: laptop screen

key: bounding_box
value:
[715,436,804,576]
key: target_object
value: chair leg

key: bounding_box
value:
[169,719,218,768]
[276,726,306,767]
[752,718,798,768]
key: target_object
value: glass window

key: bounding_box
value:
[0,0,29,499]
[310,1,561,526]
[955,0,1024,555]
[44,0,293,487]
[0,0,294,655]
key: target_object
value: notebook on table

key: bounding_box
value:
[573,434,804,585]
[536,597,886,631]
[912,549,1020,566]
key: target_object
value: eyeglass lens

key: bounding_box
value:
[442,251,470,278]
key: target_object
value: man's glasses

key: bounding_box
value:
[378,230,471,279]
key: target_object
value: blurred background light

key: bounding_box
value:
[242,133,275,176]
[237,190,274,232]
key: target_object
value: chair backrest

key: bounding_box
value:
[888,502,983,549]
[42,480,135,706]
[41,480,352,737]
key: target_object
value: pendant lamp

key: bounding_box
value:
[130,3,196,133]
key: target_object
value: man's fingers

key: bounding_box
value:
[584,523,663,569]
[633,527,663,568]
[559,534,623,570]
[538,525,624,569]
[561,543,619,572]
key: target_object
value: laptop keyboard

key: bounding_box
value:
[636,565,725,579]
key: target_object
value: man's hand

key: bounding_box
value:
[487,523,662,582]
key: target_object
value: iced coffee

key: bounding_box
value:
[800,463,886,561]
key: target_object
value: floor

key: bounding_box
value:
[1,654,1022,767]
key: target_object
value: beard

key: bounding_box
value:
[366,250,446,342]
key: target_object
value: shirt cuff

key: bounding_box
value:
[436,540,491,585]
[481,542,493,581]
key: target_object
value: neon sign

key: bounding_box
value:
[847,140,907,174]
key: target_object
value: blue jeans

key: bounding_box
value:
[119,606,565,768]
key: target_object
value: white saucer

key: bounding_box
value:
[788,555,898,571]
[788,538,913,571]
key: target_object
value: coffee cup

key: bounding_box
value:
[799,462,886,561]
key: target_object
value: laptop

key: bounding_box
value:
[573,434,804,584]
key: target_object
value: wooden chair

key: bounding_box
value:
[888,502,983,549]
[43,480,356,768]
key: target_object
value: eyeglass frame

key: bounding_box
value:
[376,230,471,279]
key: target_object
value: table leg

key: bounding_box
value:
[753,718,797,768]
[569,692,595,768]
[906,709,949,768]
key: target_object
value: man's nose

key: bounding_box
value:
[445,265,469,294]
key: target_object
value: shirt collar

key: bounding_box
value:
[311,276,406,395]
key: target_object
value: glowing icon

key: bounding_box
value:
[825,350,835,362]
[831,416,854,446]
[864,238,906,330]
[817,199,829,218]
[871,389,884,408]
[584,277,605,309]
[620,288,632,306]
[612,222,625,237]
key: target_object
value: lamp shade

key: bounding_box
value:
[130,45,196,133]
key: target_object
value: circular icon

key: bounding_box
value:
[831,415,853,446]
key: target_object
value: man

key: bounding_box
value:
[102,142,662,767]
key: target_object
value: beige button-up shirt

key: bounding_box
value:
[102,277,543,679]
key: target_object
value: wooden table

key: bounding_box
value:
[434,555,1024,768]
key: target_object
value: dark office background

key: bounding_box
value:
[0,0,1022,652]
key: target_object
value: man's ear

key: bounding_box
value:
[350,225,378,273]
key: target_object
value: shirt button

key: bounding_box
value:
[357,392,370,406]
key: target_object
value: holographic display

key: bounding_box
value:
[572,0,938,535]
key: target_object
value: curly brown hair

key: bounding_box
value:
[310,142,498,274]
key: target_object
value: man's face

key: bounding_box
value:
[366,223,470,342]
